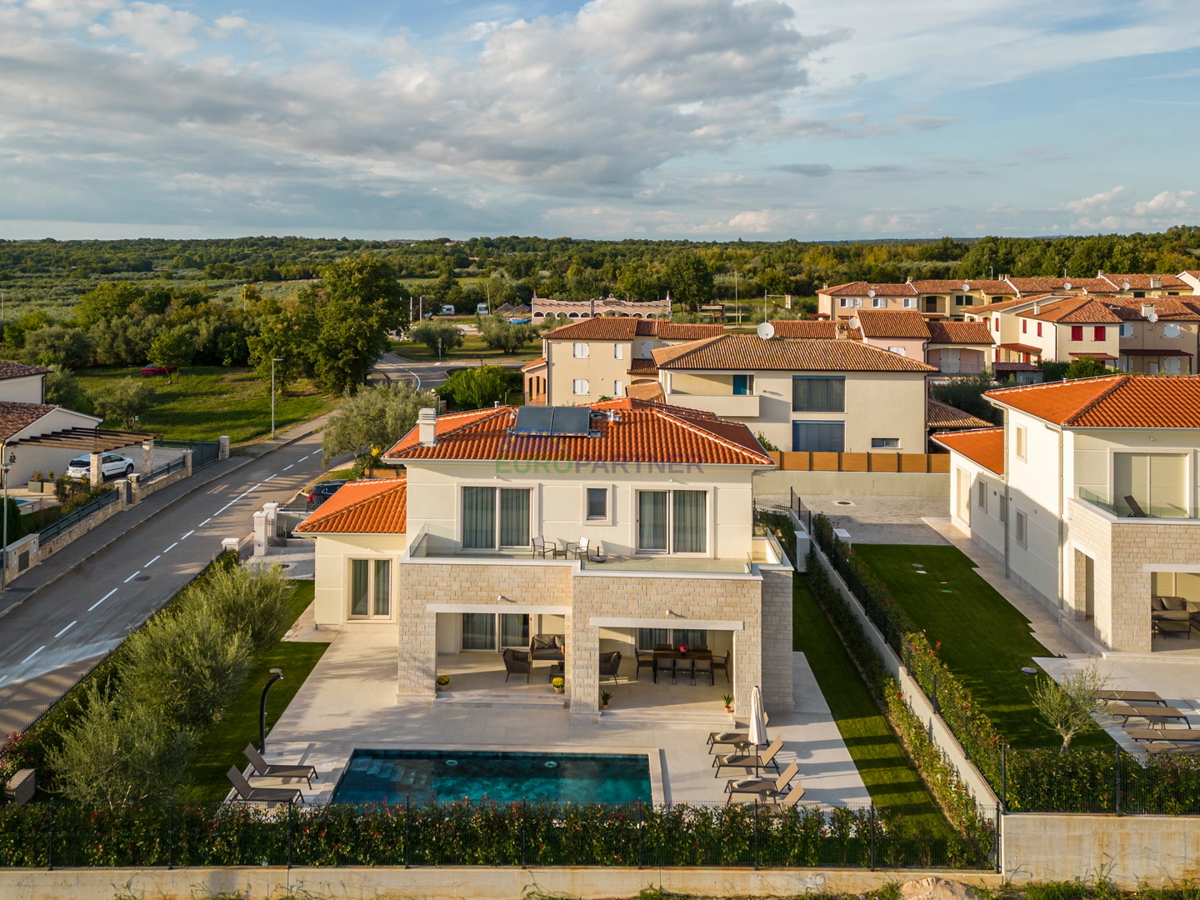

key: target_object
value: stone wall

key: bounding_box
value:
[760,568,795,711]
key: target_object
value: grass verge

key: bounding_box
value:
[853,544,1109,749]
[75,366,335,443]
[179,581,329,802]
[793,580,947,832]
[392,334,541,364]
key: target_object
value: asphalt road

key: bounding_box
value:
[0,428,343,734]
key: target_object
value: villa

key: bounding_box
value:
[296,398,794,718]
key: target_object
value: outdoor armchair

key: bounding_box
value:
[503,648,533,683]
[635,651,654,681]
[598,651,622,684]
[531,536,557,559]
[712,736,784,776]
[711,650,731,683]
[529,635,565,660]
[243,744,317,787]
[226,766,303,807]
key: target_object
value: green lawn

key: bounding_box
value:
[178,582,329,802]
[853,545,1110,749]
[392,334,541,364]
[74,366,335,443]
[793,581,948,832]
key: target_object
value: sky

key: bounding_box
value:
[0,0,1198,241]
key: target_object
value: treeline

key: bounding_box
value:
[1,228,1197,310]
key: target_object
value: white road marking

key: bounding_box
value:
[180,530,194,541]
[88,588,118,611]
[124,571,141,583]
[283,464,294,471]
[21,645,45,665]
[265,474,277,481]
[55,620,77,638]
[163,542,179,553]
[199,518,211,527]
[213,482,263,516]
[145,555,161,567]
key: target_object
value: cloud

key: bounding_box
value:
[1133,190,1195,215]
[87,1,202,57]
[776,163,833,177]
[1058,187,1196,232]
[1063,186,1125,213]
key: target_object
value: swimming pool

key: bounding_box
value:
[329,749,652,805]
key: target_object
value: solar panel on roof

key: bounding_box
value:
[513,407,554,434]
[511,406,594,436]
[550,406,592,435]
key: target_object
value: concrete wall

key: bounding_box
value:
[0,373,45,404]
[545,338,633,404]
[753,470,949,498]
[307,532,409,628]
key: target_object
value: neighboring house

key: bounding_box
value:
[0,362,50,404]
[0,402,105,485]
[925,399,991,449]
[1002,297,1123,364]
[935,375,1200,653]
[1181,271,1200,293]
[531,296,671,322]
[849,311,993,373]
[1095,273,1192,297]
[650,334,936,453]
[907,280,1017,317]
[1102,297,1200,375]
[526,318,723,406]
[296,399,794,716]
[816,281,922,318]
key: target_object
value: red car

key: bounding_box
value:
[140,364,179,376]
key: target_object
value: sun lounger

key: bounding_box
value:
[1126,728,1200,746]
[763,781,808,813]
[244,744,318,787]
[1093,690,1166,706]
[226,766,303,806]
[1104,706,1190,726]
[725,762,799,803]
[712,736,783,776]
[706,714,771,753]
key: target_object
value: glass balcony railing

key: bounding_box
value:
[1077,488,1194,519]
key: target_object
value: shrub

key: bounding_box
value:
[201,563,294,651]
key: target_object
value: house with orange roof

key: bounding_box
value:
[935,375,1200,653]
[649,332,937,453]
[816,279,1020,320]
[1097,273,1192,297]
[525,317,723,406]
[848,310,994,374]
[295,398,794,717]
[999,297,1123,364]
[1102,297,1200,375]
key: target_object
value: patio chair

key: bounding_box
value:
[529,635,565,661]
[531,536,557,559]
[598,651,622,684]
[243,744,317,787]
[653,655,676,684]
[226,766,303,807]
[675,656,694,684]
[712,736,784,777]
[503,648,533,683]
[1123,495,1147,517]
[691,656,714,686]
[565,537,591,560]
[764,781,808,813]
[724,761,799,802]
[635,651,654,681]
[711,650,731,684]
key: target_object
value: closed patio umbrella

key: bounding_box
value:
[750,685,767,772]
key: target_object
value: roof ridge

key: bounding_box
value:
[303,478,407,525]
[651,406,773,465]
[1060,375,1131,426]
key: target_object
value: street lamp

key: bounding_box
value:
[271,358,283,440]
[259,667,284,753]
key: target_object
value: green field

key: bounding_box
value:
[793,581,947,831]
[392,334,542,364]
[74,366,335,443]
[853,545,1110,749]
[179,581,329,802]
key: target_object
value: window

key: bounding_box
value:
[1036,322,1042,337]
[461,613,530,651]
[1093,326,1106,341]
[872,438,900,448]
[1119,323,1134,338]
[941,347,961,373]
[614,344,624,359]
[977,480,987,511]
[586,487,608,520]
[1022,319,1027,333]
[1114,452,1188,517]
[998,495,1008,523]
[793,421,845,452]
[636,490,707,554]
[1015,511,1027,547]
[1133,291,1146,298]
[614,380,624,397]
[1015,426,1027,461]
[873,297,887,308]
[1164,356,1182,375]
[573,343,589,358]
[1163,323,1181,339]
[349,558,391,618]
[887,346,907,356]
[461,487,531,549]
[839,297,850,307]
[572,379,589,395]
[732,374,753,395]
[792,376,845,412]
[993,318,1000,332]
[1070,326,1084,341]
[903,298,916,308]
[637,628,708,651]
[640,340,654,357]
[955,294,969,306]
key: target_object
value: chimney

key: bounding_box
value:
[1032,302,1041,316]
[1141,303,1155,319]
[1151,277,1162,290]
[418,407,437,447]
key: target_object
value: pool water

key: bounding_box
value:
[329,749,651,805]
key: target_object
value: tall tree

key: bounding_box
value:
[320,382,440,468]
[664,252,715,312]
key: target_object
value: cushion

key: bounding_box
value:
[1163,597,1187,611]
[731,778,767,790]
[713,732,743,742]
[532,636,557,651]
[1151,597,1166,611]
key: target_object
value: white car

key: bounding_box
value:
[65,453,135,480]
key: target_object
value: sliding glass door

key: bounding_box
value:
[637,490,707,553]
[461,613,530,650]
[462,487,531,549]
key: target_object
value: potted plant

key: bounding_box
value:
[551,677,565,695]
[27,472,43,493]
[722,694,734,714]
[436,675,450,691]
[600,690,612,711]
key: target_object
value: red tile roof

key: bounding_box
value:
[384,398,773,466]
[1099,273,1190,291]
[854,310,930,339]
[769,320,839,338]
[1020,297,1123,324]
[986,375,1200,427]
[1007,277,1115,295]
[652,335,938,372]
[823,281,917,297]
[0,401,56,440]
[932,428,1005,475]
[295,478,408,534]
[624,381,665,402]
[0,362,49,381]
[927,400,992,430]
[520,357,547,372]
[926,320,994,345]
[1103,297,1200,322]
[998,343,1043,354]
[627,358,659,375]
[543,318,722,341]
[910,279,1014,294]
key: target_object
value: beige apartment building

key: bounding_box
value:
[648,333,935,453]
[296,399,794,717]
[936,375,1200,653]
[522,318,722,406]
[1103,297,1200,375]
[849,310,994,373]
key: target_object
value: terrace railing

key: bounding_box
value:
[36,489,119,542]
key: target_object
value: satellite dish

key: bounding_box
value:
[757,321,776,340]
[1064,282,1072,290]
[1148,312,1159,323]
[961,283,970,292]
[1122,282,1131,290]
[867,289,876,298]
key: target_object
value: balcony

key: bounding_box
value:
[1076,488,1197,521]
[661,393,760,418]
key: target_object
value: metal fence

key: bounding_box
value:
[156,438,220,470]
[36,490,119,542]
[145,455,187,482]
[0,801,996,871]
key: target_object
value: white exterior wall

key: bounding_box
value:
[948,456,1007,562]
[545,339,634,405]
[309,532,408,629]
[8,407,104,485]
[1004,409,1064,609]
[0,374,45,404]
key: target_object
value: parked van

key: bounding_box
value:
[476,303,490,315]
[439,304,456,316]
